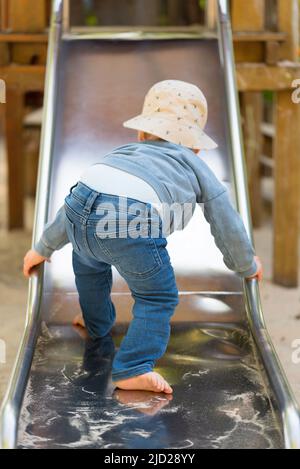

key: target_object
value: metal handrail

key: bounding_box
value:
[217,0,300,449]
[0,0,64,449]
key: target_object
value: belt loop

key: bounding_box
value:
[83,191,98,215]
[69,183,78,194]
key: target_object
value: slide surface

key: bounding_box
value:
[1,0,299,449]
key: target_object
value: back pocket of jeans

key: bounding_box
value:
[65,214,80,252]
[94,234,162,279]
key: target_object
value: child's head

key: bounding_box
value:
[123,79,218,152]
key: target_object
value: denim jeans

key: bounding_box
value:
[64,182,179,382]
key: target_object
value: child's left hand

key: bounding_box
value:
[23,250,51,278]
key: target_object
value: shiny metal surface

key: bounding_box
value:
[17,309,283,449]
[0,0,64,449]
[217,0,300,449]
[1,0,299,449]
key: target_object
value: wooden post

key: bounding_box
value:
[231,0,266,62]
[206,0,217,30]
[273,91,300,287]
[272,0,300,286]
[1,0,48,229]
[166,0,183,25]
[278,0,299,61]
[240,92,263,228]
[7,0,47,32]
[232,0,265,228]
[63,0,70,31]
[0,42,9,65]
[232,0,265,31]
[0,0,8,30]
[5,86,24,229]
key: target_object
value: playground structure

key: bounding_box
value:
[0,0,299,287]
[0,0,300,449]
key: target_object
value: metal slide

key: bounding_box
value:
[1,0,300,449]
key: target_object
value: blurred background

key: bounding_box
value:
[0,0,300,404]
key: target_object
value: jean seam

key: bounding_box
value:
[64,201,85,224]
[104,268,115,324]
[93,233,118,263]
[81,221,99,260]
[150,237,164,265]
[71,192,86,205]
[118,257,162,279]
[204,188,227,204]
[65,215,81,252]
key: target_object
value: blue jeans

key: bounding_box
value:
[64,182,179,382]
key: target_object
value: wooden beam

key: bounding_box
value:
[233,31,286,42]
[273,91,300,286]
[240,92,263,228]
[236,63,300,91]
[0,65,45,91]
[234,43,265,63]
[232,0,265,31]
[0,33,48,42]
[278,0,299,61]
[11,43,47,65]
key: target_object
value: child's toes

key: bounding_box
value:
[157,380,165,392]
[152,373,172,393]
[163,382,173,394]
[150,374,161,391]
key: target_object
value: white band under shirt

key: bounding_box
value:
[80,164,164,217]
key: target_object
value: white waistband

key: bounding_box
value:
[80,163,163,215]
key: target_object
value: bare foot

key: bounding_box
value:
[113,372,173,394]
[114,389,172,415]
[73,314,86,329]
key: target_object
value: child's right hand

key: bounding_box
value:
[23,249,51,278]
[246,256,263,281]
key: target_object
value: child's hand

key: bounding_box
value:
[23,250,51,278]
[246,256,263,282]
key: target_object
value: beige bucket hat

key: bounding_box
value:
[123,79,218,150]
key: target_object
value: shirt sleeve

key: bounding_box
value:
[202,189,258,278]
[34,205,70,258]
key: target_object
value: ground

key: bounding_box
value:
[0,136,299,408]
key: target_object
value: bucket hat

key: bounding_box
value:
[123,79,218,150]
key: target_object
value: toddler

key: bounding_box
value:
[24,80,262,394]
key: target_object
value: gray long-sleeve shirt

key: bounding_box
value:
[35,140,257,278]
